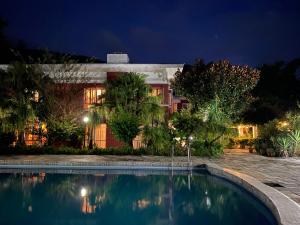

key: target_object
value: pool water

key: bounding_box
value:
[0,171,277,225]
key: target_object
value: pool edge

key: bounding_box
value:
[205,163,300,225]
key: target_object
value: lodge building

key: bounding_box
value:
[0,53,184,148]
[1,53,257,148]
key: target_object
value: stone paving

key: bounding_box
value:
[0,150,300,204]
[207,149,300,205]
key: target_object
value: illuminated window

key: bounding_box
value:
[25,134,39,146]
[84,124,106,148]
[151,88,164,104]
[84,88,105,108]
[151,88,162,97]
[94,123,107,148]
[24,120,47,146]
[172,103,178,112]
[133,133,144,149]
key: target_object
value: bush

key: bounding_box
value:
[0,132,16,148]
[254,112,300,156]
[47,119,84,148]
[143,125,172,155]
[191,140,223,157]
[271,135,293,157]
[287,130,300,156]
[0,145,139,155]
[108,109,140,147]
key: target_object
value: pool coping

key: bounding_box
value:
[0,160,299,225]
[204,163,300,225]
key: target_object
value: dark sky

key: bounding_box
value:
[1,0,300,66]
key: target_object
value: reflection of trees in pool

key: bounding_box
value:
[0,172,275,225]
[173,175,239,223]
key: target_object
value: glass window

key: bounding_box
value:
[84,88,105,108]
[150,88,164,104]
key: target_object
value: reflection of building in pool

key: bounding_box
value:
[21,173,46,187]
[80,187,106,214]
[81,196,96,214]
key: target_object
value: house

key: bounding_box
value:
[0,53,257,148]
[0,53,184,148]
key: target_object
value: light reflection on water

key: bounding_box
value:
[0,171,277,225]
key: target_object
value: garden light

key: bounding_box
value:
[83,116,89,123]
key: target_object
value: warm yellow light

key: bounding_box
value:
[83,116,89,123]
[174,137,180,142]
[81,187,87,197]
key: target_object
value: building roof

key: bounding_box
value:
[0,63,184,84]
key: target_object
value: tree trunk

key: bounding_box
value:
[129,140,133,148]
[18,131,26,146]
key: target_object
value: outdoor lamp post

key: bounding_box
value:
[188,135,193,168]
[83,116,89,123]
[172,137,181,169]
[83,116,89,148]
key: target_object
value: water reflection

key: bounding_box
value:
[0,171,276,225]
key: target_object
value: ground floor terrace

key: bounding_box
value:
[0,150,299,205]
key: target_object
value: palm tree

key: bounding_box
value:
[1,62,51,145]
[142,95,164,127]
[87,105,106,149]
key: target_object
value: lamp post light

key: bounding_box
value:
[188,135,193,169]
[83,116,89,148]
[172,137,180,170]
[83,116,89,123]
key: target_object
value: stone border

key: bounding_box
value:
[204,163,300,225]
[0,160,191,170]
[0,160,299,225]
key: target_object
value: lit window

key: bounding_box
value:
[84,88,105,108]
[150,88,164,104]
[151,88,162,97]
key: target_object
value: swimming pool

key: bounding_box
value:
[0,170,276,225]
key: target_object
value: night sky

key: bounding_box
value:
[1,0,300,66]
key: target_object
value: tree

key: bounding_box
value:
[108,108,140,147]
[244,59,300,124]
[39,54,91,147]
[104,72,150,117]
[104,73,154,147]
[86,105,106,149]
[171,60,259,155]
[171,60,260,120]
[0,62,51,145]
[172,108,202,141]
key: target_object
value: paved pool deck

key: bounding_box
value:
[0,149,300,205]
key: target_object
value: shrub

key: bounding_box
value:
[108,109,140,147]
[287,130,300,155]
[47,119,84,148]
[143,125,172,155]
[191,140,223,157]
[270,135,292,157]
[0,132,16,148]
